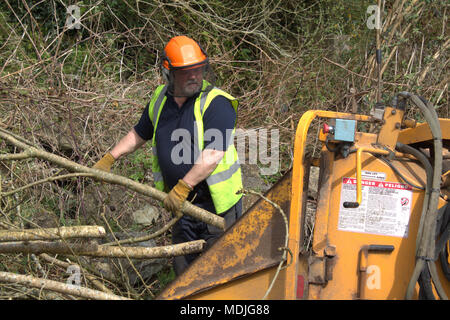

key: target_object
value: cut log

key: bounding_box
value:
[0,241,98,255]
[0,239,205,259]
[0,226,106,242]
[90,240,206,259]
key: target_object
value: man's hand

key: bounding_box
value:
[93,153,115,172]
[163,179,193,215]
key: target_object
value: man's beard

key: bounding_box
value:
[177,80,202,97]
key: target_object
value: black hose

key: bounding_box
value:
[436,203,450,281]
[418,96,448,300]
[418,267,435,300]
[398,92,445,300]
[378,156,425,190]
[440,243,450,281]
[396,142,432,253]
[395,142,435,300]
[436,203,450,256]
[325,136,339,153]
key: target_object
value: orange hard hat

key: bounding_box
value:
[162,36,208,70]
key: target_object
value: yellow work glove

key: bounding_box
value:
[93,152,115,172]
[163,179,193,215]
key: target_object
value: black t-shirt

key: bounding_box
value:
[134,92,236,213]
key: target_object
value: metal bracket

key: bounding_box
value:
[308,245,337,285]
[357,245,394,299]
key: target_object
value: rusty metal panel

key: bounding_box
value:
[157,171,292,300]
[186,266,285,300]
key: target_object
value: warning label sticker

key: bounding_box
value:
[338,177,413,238]
[361,170,386,181]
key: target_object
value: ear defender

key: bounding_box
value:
[160,52,171,83]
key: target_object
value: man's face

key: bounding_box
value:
[172,65,204,97]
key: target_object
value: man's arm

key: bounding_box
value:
[182,96,235,188]
[93,128,147,172]
[110,128,147,160]
[182,149,225,188]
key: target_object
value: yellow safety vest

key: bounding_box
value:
[148,82,243,214]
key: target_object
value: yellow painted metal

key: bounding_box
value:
[188,266,284,300]
[376,106,404,148]
[398,119,450,145]
[403,119,417,128]
[284,110,448,299]
[447,242,450,265]
[357,245,395,299]
[285,110,374,299]
[307,142,450,299]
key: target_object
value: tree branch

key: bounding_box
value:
[0,128,225,230]
[102,215,182,246]
[38,253,115,296]
[0,173,96,197]
[0,239,205,259]
[0,271,130,300]
[0,226,106,242]
[0,150,32,160]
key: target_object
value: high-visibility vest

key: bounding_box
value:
[148,82,243,214]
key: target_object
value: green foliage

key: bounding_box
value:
[127,148,153,182]
[155,267,176,293]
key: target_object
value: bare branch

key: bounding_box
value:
[102,215,182,246]
[0,128,225,230]
[0,239,205,259]
[1,173,96,197]
[0,271,130,300]
[38,253,116,295]
[0,151,32,161]
[0,226,106,242]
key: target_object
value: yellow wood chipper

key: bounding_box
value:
[157,91,450,300]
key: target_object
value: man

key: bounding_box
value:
[93,36,243,275]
